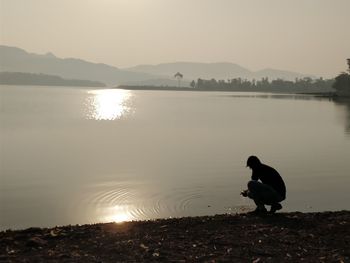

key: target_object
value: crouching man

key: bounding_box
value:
[241,156,286,214]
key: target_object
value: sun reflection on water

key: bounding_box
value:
[86,89,133,120]
[102,205,134,223]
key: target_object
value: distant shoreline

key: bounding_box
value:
[117,85,196,91]
[118,85,337,96]
[0,84,339,98]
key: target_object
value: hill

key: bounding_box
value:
[0,72,106,87]
[0,46,157,86]
[125,62,314,82]
[0,45,317,87]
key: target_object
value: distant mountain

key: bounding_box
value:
[125,62,314,82]
[0,46,157,86]
[0,72,106,87]
[0,45,316,88]
[125,62,251,80]
[254,68,314,81]
[122,78,190,87]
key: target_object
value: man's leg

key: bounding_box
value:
[247,181,267,212]
[247,181,283,213]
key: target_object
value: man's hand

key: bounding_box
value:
[240,189,248,197]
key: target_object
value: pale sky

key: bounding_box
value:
[0,0,349,77]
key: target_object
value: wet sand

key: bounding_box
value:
[1,211,349,262]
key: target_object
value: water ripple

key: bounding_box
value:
[86,183,205,222]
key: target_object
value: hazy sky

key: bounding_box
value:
[1,0,349,77]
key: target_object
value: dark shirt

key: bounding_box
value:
[251,164,286,199]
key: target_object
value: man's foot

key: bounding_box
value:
[248,207,268,215]
[270,203,282,213]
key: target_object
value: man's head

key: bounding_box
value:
[246,155,261,170]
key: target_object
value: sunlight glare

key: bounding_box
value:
[87,89,132,120]
[103,205,134,223]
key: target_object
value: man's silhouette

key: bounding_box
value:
[241,156,286,214]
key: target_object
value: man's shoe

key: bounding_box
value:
[270,203,282,213]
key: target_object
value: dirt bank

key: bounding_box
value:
[1,211,349,262]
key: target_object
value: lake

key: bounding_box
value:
[1,85,350,230]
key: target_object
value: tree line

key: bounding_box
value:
[333,59,350,96]
[189,77,334,93]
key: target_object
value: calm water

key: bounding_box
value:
[1,85,350,230]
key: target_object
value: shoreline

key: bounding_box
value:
[117,85,338,96]
[1,211,349,262]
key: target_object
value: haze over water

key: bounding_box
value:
[1,0,350,77]
[1,85,350,230]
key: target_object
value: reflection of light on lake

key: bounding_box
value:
[103,205,134,223]
[86,89,132,120]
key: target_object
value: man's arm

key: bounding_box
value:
[251,170,259,181]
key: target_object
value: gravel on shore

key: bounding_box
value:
[1,211,349,262]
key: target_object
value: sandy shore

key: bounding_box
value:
[1,211,349,262]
